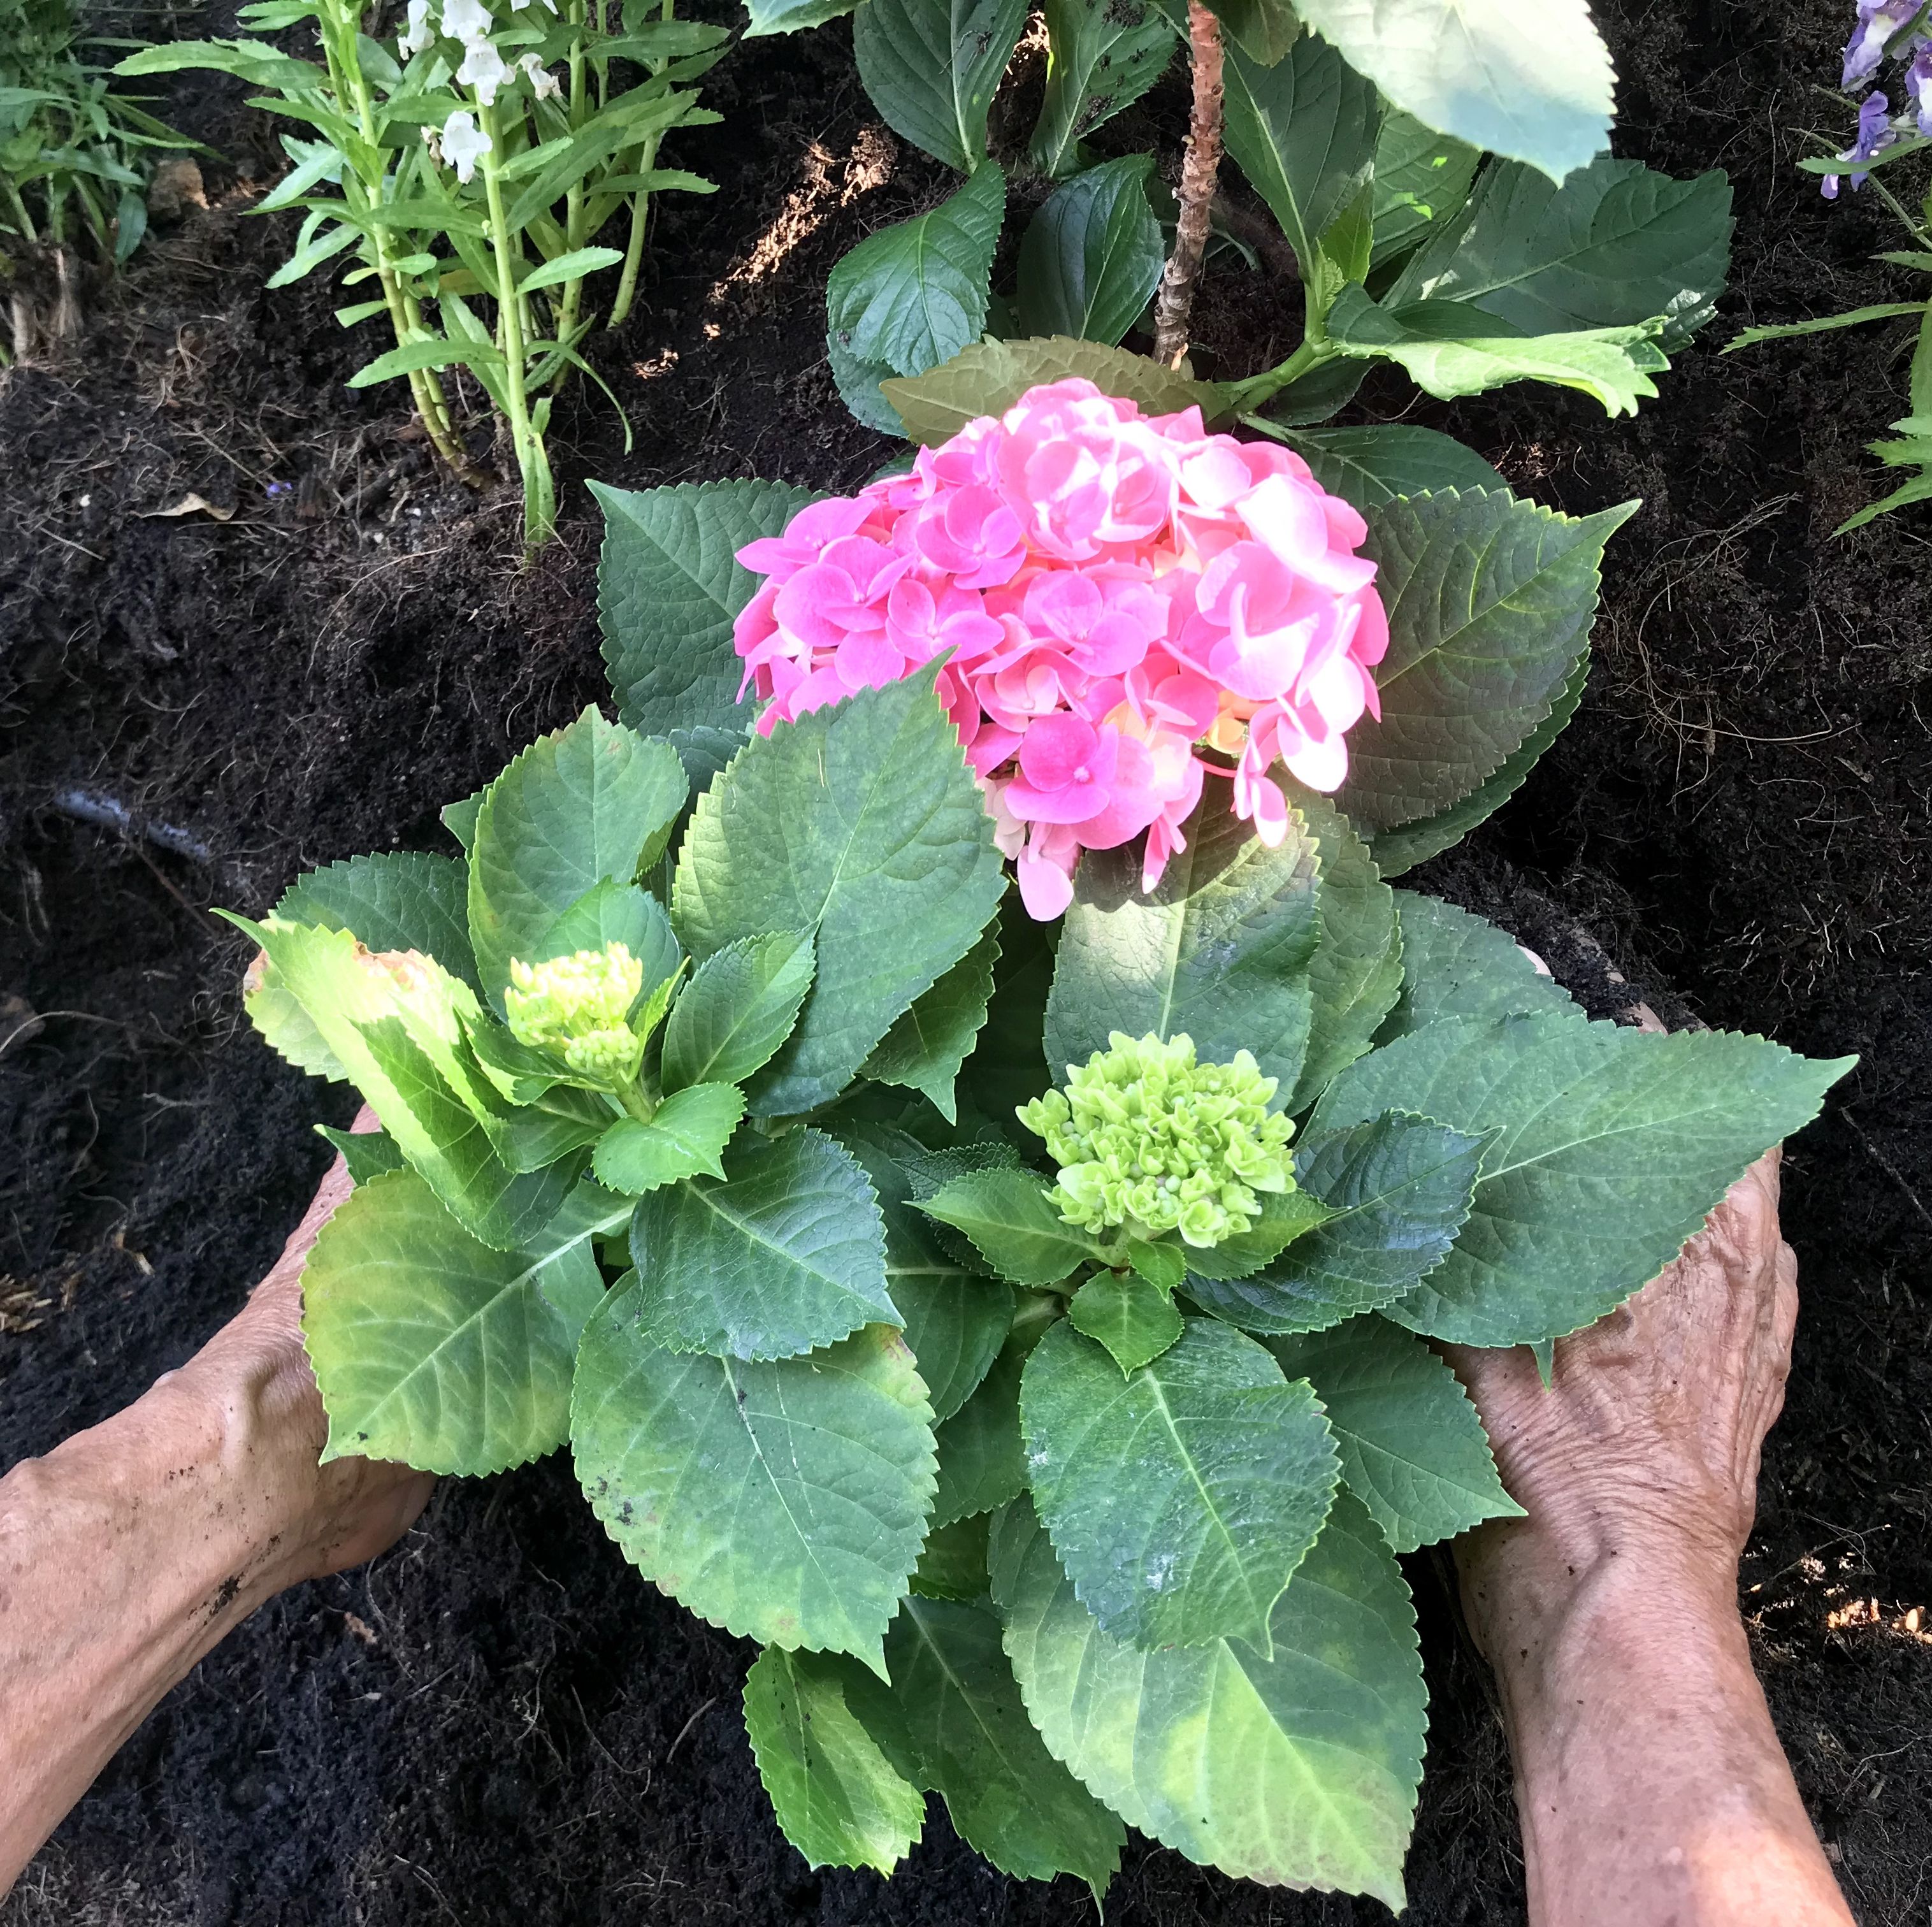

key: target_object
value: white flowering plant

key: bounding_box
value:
[119,0,724,544]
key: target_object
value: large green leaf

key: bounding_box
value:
[880,1596,1126,1897]
[743,1645,925,1874]
[573,1292,936,1670]
[852,0,1027,172]
[884,336,1220,444]
[1185,1112,1485,1334]
[593,478,820,742]
[1271,1318,1523,1552]
[1325,286,1671,416]
[1276,424,1503,510]
[826,164,1006,384]
[860,927,998,1125]
[1045,801,1322,1095]
[1020,1318,1338,1650]
[1369,110,1481,268]
[1030,0,1176,178]
[1379,892,1580,1041]
[1287,789,1401,1112]
[930,1329,1029,1527]
[742,0,856,32]
[630,1127,897,1359]
[1367,651,1589,875]
[593,1083,746,1195]
[277,851,478,989]
[672,668,1005,1116]
[660,929,816,1093]
[1291,0,1614,184]
[301,1166,622,1473]
[1220,31,1379,270]
[236,917,580,1249]
[1309,1014,1857,1345]
[1200,0,1298,64]
[918,1167,1101,1286]
[1389,157,1733,347]
[1333,486,1634,833]
[468,709,688,1006]
[993,1490,1424,1906]
[1013,155,1165,348]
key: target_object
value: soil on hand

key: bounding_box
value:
[3,0,1929,1922]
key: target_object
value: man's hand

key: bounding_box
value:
[1444,1026,1852,1927]
[0,1109,433,1894]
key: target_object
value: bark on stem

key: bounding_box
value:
[1151,0,1225,369]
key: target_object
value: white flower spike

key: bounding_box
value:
[440,0,494,43]
[399,0,435,56]
[517,51,563,99]
[456,36,510,104]
[439,109,491,184]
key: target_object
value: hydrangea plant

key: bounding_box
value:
[234,380,1853,1910]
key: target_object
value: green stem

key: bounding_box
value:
[616,1081,657,1123]
[607,129,659,329]
[3,180,36,244]
[551,0,589,375]
[477,96,553,547]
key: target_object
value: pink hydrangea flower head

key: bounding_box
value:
[731,379,1388,916]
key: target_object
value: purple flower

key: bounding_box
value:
[1824,89,1899,197]
[1843,0,1917,86]
[1909,40,1932,134]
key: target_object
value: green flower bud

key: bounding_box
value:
[504,942,647,1086]
[1016,1031,1295,1249]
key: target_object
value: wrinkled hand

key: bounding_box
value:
[1447,1116,1797,1651]
[173,1105,434,1588]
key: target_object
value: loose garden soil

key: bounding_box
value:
[4,0,1931,1920]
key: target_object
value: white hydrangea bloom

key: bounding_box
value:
[440,109,491,183]
[441,0,494,43]
[517,51,563,99]
[399,0,435,56]
[456,36,510,104]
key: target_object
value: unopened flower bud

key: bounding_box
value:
[1017,1030,1295,1248]
[505,942,646,1083]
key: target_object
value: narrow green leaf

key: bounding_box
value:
[931,1330,1029,1527]
[1287,788,1401,1111]
[1291,0,1613,184]
[672,667,1006,1116]
[468,709,688,1006]
[1030,0,1176,178]
[661,929,816,1093]
[630,1127,897,1359]
[1186,1111,1485,1334]
[1065,1267,1183,1373]
[517,244,624,294]
[1046,799,1321,1095]
[593,478,823,742]
[573,1290,936,1670]
[1220,30,1380,268]
[303,1166,619,1473]
[852,0,1027,172]
[883,335,1220,444]
[594,1083,746,1194]
[1370,110,1481,268]
[860,927,998,1123]
[826,164,1006,384]
[1309,1016,1858,1345]
[1013,155,1164,347]
[1333,486,1634,833]
[1276,423,1503,510]
[1021,1318,1339,1650]
[1270,1318,1523,1551]
[883,1596,1125,1898]
[1380,892,1580,1040]
[743,1646,925,1873]
[1388,157,1733,347]
[993,1489,1424,1905]
[918,1168,1100,1286]
[347,335,504,386]
[1726,301,1932,350]
[1367,651,1590,876]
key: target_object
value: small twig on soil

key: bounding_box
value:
[662,1695,717,1765]
[1841,1111,1932,1236]
[1151,0,1225,368]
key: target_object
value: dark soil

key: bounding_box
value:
[3,0,1930,1920]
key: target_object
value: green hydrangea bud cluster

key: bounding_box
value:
[1018,1031,1296,1249]
[504,942,646,1084]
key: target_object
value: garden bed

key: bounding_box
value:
[3,0,1931,1920]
